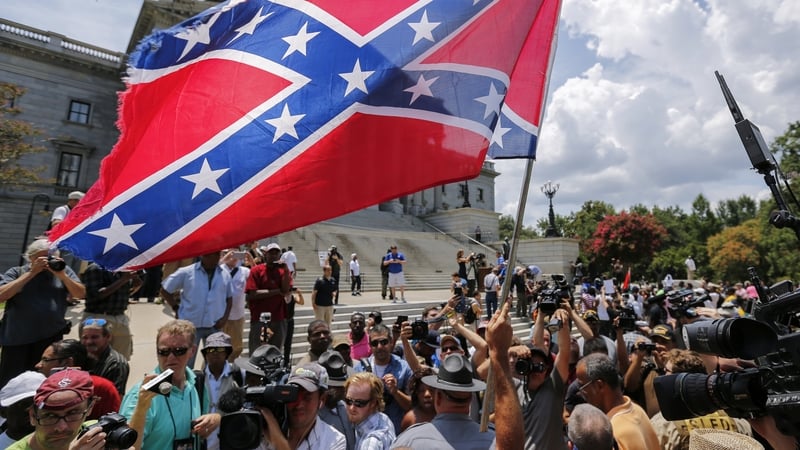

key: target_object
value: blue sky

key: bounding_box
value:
[4,0,800,227]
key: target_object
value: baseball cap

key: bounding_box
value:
[650,324,675,341]
[287,363,329,392]
[0,371,46,407]
[68,191,85,200]
[265,243,281,252]
[439,335,461,350]
[34,369,93,410]
[582,310,599,321]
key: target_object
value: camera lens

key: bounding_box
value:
[654,369,766,421]
[683,318,777,359]
[106,426,138,449]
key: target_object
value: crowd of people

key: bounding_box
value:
[2,233,800,450]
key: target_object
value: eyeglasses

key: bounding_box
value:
[441,345,462,354]
[344,397,371,408]
[157,347,189,357]
[82,318,107,327]
[40,356,66,363]
[577,379,595,393]
[35,408,90,426]
[369,338,390,347]
[202,347,227,354]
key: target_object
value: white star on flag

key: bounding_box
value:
[282,22,320,59]
[475,83,505,119]
[490,117,511,148]
[175,12,221,60]
[404,74,440,104]
[229,7,272,44]
[88,214,146,254]
[408,10,440,45]
[339,59,375,96]
[265,104,306,142]
[181,158,229,199]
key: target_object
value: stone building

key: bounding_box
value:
[0,1,500,270]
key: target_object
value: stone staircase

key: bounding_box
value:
[241,300,534,365]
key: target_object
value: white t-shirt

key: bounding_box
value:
[282,250,297,273]
[50,204,70,223]
[222,263,250,321]
[350,260,360,276]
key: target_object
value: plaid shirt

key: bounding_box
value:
[84,263,131,315]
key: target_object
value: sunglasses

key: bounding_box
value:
[344,397,371,408]
[157,347,189,357]
[369,338,390,347]
[82,318,107,327]
[441,345,462,354]
[202,347,227,354]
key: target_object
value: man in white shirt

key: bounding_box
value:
[282,246,298,278]
[221,249,250,361]
[350,253,362,296]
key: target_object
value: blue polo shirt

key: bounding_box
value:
[385,252,405,274]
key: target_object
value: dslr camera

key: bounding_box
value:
[78,413,137,449]
[636,342,656,353]
[47,256,66,272]
[515,358,546,376]
[536,274,570,316]
[411,319,428,340]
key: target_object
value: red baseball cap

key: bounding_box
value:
[34,368,93,410]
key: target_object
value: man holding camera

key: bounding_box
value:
[0,238,85,388]
[517,307,571,450]
[246,243,293,354]
[9,368,108,450]
[284,363,346,449]
[624,324,677,417]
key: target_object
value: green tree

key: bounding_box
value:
[534,214,570,237]
[0,83,46,186]
[498,214,538,240]
[771,121,800,181]
[716,195,758,228]
[563,200,616,248]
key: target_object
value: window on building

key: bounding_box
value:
[441,185,446,195]
[477,188,484,202]
[57,152,82,187]
[67,100,91,124]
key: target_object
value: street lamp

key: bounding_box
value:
[541,180,560,237]
[461,180,471,208]
[20,193,51,265]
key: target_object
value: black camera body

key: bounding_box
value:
[618,307,637,332]
[546,318,562,334]
[411,319,428,340]
[515,358,546,376]
[636,342,656,353]
[666,289,706,318]
[536,275,570,316]
[78,413,137,449]
[47,256,66,272]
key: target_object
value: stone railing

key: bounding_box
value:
[0,18,124,67]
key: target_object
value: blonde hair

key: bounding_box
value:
[157,319,196,345]
[344,372,385,411]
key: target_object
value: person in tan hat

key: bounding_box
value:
[10,368,107,450]
[624,324,678,417]
[50,191,84,228]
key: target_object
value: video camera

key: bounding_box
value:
[664,289,707,319]
[536,274,571,316]
[654,268,800,436]
[617,306,638,332]
[219,349,294,450]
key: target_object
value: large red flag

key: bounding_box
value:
[50,0,562,270]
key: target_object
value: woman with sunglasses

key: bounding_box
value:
[343,372,395,449]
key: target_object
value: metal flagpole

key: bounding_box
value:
[480,156,537,431]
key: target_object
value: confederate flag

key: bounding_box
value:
[50,0,562,270]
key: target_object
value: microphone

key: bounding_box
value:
[218,387,247,413]
[158,382,172,395]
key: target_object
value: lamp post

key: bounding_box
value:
[461,180,471,208]
[541,181,560,237]
[20,193,51,265]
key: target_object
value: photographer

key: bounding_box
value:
[623,324,677,418]
[0,239,85,387]
[517,307,571,450]
[246,243,293,354]
[9,369,109,450]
